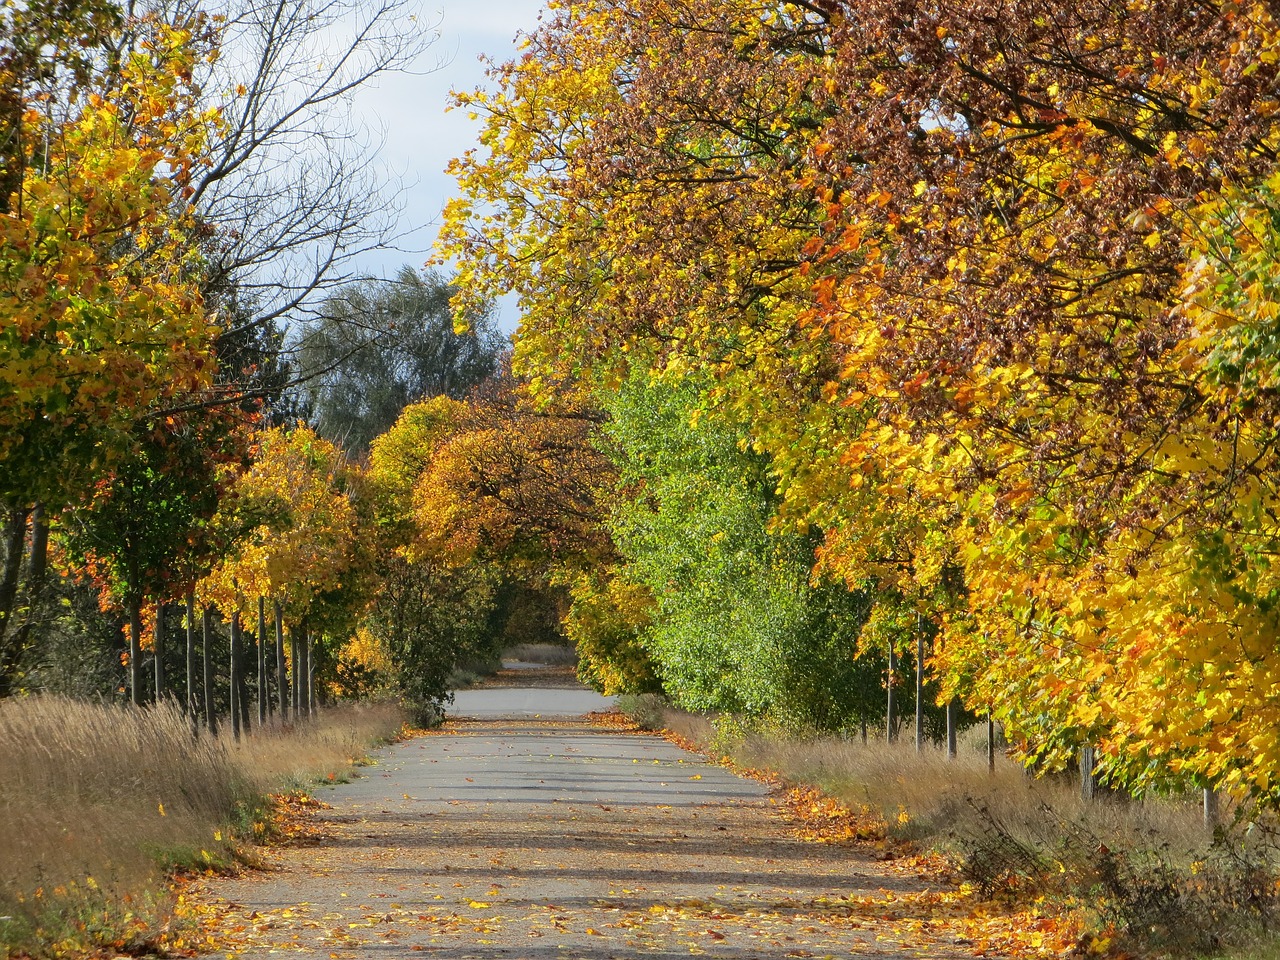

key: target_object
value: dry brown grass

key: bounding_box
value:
[655,706,1209,852]
[0,696,404,956]
[646,703,1280,956]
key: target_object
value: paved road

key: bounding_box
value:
[192,681,976,959]
[450,670,614,721]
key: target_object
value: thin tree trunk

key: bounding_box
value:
[154,603,166,703]
[306,631,316,717]
[27,505,47,588]
[290,621,301,717]
[1080,745,1096,801]
[1204,787,1219,829]
[275,601,288,721]
[5,504,49,691]
[128,598,143,707]
[229,611,242,739]
[987,708,996,774]
[914,616,924,753]
[185,591,196,716]
[257,597,268,726]
[886,641,897,744]
[237,658,252,732]
[946,697,959,760]
[0,506,31,697]
[202,606,216,736]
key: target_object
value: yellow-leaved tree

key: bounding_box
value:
[0,10,222,696]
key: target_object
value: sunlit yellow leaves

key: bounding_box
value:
[200,425,358,620]
[0,16,220,507]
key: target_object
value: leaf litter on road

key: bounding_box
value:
[166,716,1109,960]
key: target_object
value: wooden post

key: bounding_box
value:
[946,697,959,761]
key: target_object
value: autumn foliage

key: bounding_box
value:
[440,0,1280,802]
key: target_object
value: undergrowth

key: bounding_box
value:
[632,700,1280,958]
[0,696,404,959]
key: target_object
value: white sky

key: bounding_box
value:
[350,1,547,333]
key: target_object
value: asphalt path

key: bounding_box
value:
[192,673,974,959]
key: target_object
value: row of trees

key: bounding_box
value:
[0,0,497,722]
[437,0,1280,802]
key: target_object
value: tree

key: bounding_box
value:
[184,0,438,327]
[362,396,496,719]
[602,365,880,730]
[0,11,220,696]
[58,403,252,706]
[295,267,504,455]
[199,424,360,729]
[440,0,1280,798]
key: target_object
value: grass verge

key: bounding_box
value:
[0,696,404,958]
[617,695,1280,959]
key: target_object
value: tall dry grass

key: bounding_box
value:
[0,696,404,956]
[647,702,1277,956]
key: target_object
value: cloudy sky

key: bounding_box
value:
[351,1,547,331]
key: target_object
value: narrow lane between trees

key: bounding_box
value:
[185,676,991,959]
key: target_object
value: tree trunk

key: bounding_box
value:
[202,606,217,736]
[229,611,242,739]
[128,598,143,707]
[275,601,288,721]
[291,621,301,718]
[946,697,959,761]
[0,506,31,697]
[185,591,196,716]
[914,618,924,753]
[154,603,166,703]
[4,504,50,693]
[257,597,268,726]
[886,641,897,744]
[987,708,996,774]
[237,656,252,732]
[307,632,316,716]
[1204,787,1219,829]
[1080,745,1096,801]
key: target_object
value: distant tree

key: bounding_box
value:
[295,267,504,455]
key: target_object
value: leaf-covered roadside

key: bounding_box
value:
[172,715,1103,960]
[632,704,1280,959]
